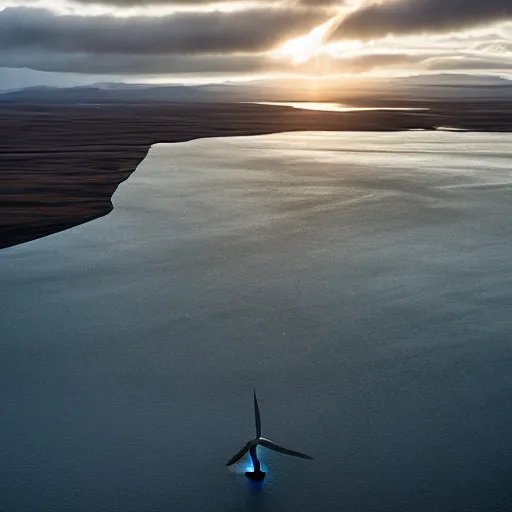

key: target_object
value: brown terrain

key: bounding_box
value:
[1,100,511,250]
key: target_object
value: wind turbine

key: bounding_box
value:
[226,390,313,481]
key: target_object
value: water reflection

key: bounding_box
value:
[252,101,429,112]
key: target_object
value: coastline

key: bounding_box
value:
[1,100,511,249]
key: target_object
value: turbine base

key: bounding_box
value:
[245,471,266,481]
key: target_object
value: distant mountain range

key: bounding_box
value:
[1,74,511,104]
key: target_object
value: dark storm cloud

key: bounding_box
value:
[331,0,512,40]
[0,49,283,74]
[0,6,327,55]
[0,44,423,76]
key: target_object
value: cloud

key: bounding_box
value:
[471,40,512,53]
[1,1,510,79]
[292,51,428,74]
[60,0,343,6]
[0,6,327,55]
[331,52,425,73]
[0,49,287,74]
[425,56,512,71]
[0,48,428,76]
[331,0,512,40]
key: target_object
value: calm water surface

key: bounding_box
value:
[1,132,512,512]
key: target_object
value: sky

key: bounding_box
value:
[0,0,511,89]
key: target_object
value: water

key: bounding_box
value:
[1,131,512,512]
[252,102,429,112]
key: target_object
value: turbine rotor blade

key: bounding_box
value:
[254,389,261,438]
[226,444,250,466]
[259,439,313,460]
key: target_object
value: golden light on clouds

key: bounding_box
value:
[1,0,511,83]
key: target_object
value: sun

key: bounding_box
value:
[276,12,345,64]
[277,21,331,63]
